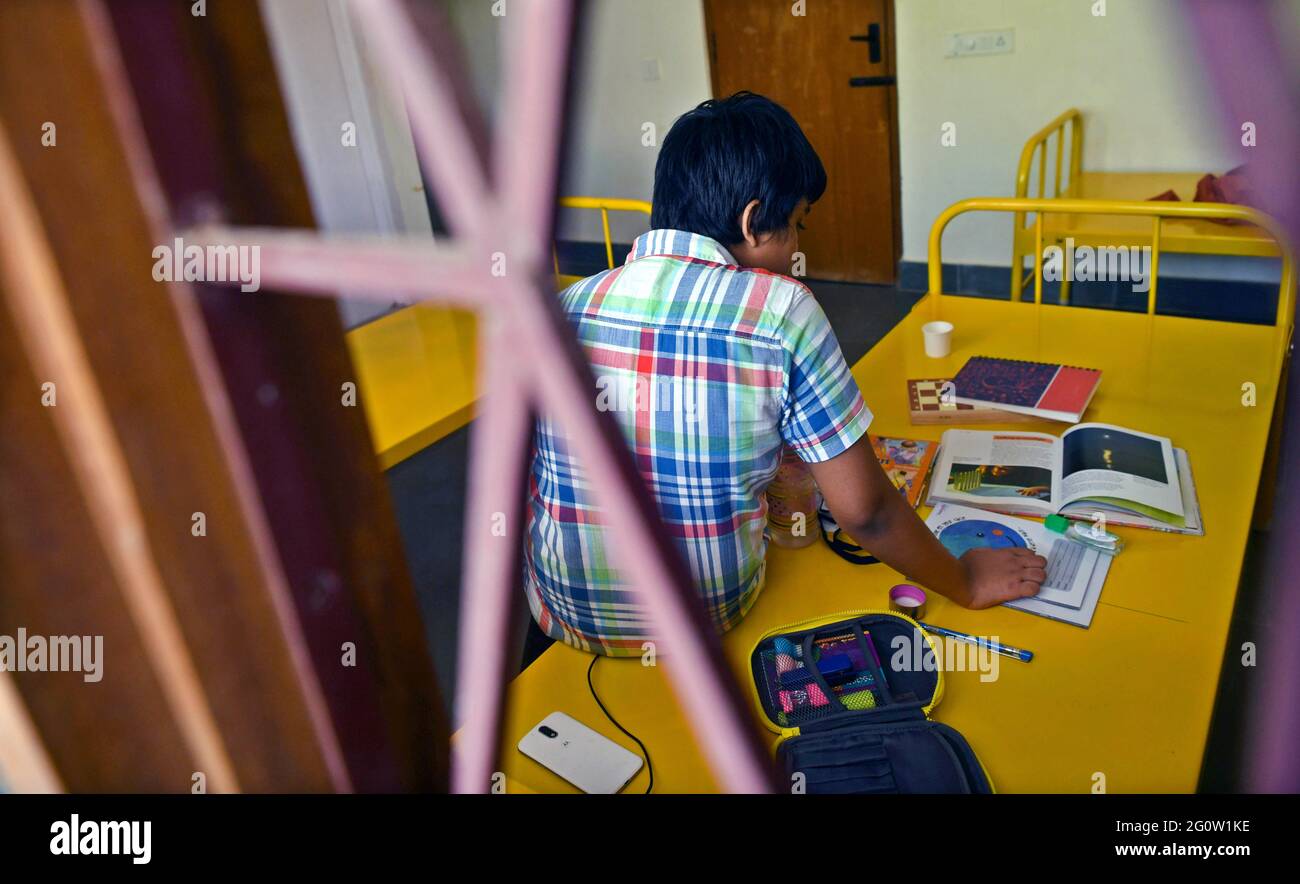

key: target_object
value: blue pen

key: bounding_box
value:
[919,622,1034,663]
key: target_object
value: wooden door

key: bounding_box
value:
[703,0,900,283]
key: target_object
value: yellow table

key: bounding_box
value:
[494,293,1284,794]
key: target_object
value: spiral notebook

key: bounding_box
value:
[950,356,1102,423]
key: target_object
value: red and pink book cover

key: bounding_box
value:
[950,356,1102,423]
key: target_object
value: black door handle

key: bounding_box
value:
[849,22,890,86]
[849,22,882,64]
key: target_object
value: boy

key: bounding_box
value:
[523,92,1045,657]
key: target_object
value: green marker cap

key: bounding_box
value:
[1044,514,1070,533]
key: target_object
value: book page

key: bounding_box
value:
[925,504,1107,621]
[928,430,1061,515]
[1058,423,1184,519]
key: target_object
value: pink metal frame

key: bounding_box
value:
[1183,0,1300,793]
[186,0,776,793]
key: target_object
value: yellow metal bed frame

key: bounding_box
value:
[554,196,653,289]
[935,196,1296,372]
[1010,109,1283,301]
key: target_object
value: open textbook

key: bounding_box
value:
[925,424,1203,535]
[926,504,1110,627]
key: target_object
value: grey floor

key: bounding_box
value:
[382,278,1260,789]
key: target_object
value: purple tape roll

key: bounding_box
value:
[889,583,928,620]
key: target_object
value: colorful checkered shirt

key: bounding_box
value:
[524,230,872,655]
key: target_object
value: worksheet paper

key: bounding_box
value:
[925,504,1111,627]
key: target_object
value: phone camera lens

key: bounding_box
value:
[539,726,558,738]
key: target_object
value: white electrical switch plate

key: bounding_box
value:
[946,29,1014,58]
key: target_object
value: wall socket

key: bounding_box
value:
[946,29,1015,58]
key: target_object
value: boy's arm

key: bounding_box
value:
[805,436,1047,609]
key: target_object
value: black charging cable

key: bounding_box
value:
[586,655,654,794]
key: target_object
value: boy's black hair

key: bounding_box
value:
[650,92,827,247]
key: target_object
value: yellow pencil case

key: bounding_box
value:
[748,608,994,793]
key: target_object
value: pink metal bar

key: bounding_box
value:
[1183,0,1300,793]
[434,0,775,794]
[351,0,491,240]
[488,0,780,790]
[483,0,775,793]
[442,0,567,793]
[450,317,535,793]
[0,672,64,793]
[496,0,571,242]
[181,227,498,309]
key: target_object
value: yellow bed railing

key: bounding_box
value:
[1011,109,1084,298]
[930,197,1296,371]
[555,196,653,286]
[1008,108,1283,304]
[1014,108,1084,201]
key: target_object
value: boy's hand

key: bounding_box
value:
[807,438,1049,611]
[954,547,1047,609]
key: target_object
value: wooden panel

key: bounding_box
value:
[704,0,900,283]
[109,0,448,791]
[0,0,339,792]
[0,292,200,791]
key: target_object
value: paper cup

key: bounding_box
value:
[922,320,953,358]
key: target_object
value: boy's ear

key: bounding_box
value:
[739,199,762,247]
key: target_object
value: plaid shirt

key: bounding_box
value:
[524,230,872,655]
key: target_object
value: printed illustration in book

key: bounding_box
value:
[871,435,938,509]
[925,424,1203,535]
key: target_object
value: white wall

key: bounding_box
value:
[446,0,712,244]
[449,0,1274,278]
[560,0,712,242]
[895,0,1243,269]
[263,0,435,327]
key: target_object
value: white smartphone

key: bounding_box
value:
[517,712,644,794]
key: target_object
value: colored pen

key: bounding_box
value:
[919,622,1034,663]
